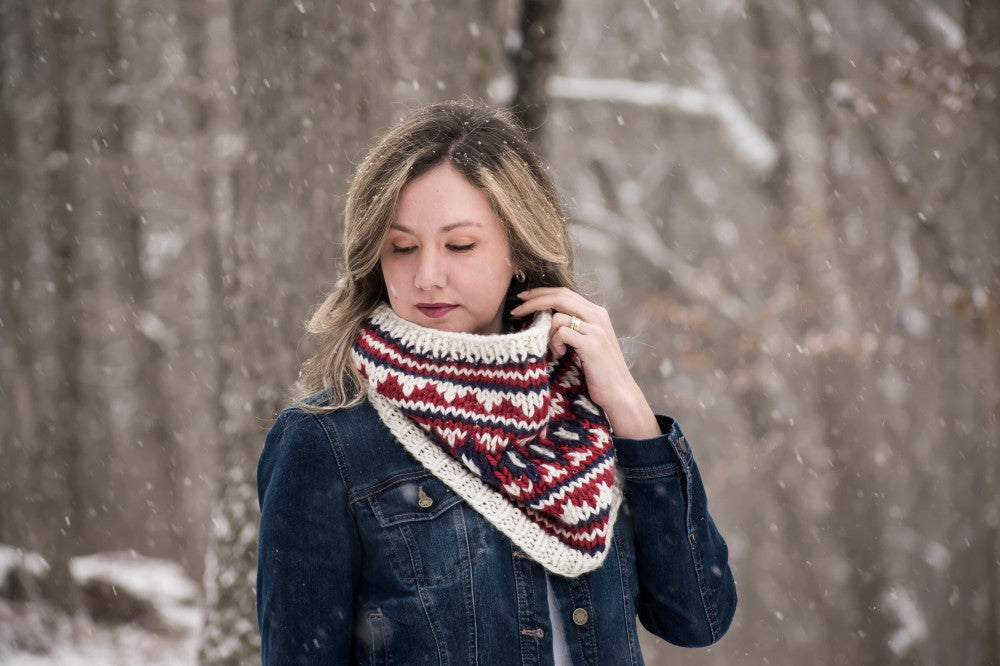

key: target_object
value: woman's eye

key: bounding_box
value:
[447,243,475,252]
[391,245,417,254]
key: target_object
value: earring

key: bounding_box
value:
[515,270,527,283]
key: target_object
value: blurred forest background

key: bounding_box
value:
[1,0,998,664]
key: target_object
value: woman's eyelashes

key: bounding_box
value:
[389,242,476,254]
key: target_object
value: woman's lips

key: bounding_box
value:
[416,303,457,318]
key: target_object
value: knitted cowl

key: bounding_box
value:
[352,303,622,577]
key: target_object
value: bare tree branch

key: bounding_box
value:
[572,160,752,326]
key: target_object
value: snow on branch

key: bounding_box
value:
[488,70,777,176]
[547,75,778,176]
[921,4,964,51]
[882,0,965,51]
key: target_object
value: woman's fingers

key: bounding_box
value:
[515,289,611,339]
[548,313,591,357]
[511,287,596,319]
[550,311,590,335]
[553,326,586,357]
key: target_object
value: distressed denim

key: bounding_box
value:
[256,394,737,665]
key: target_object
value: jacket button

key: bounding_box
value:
[417,485,433,508]
[572,608,589,626]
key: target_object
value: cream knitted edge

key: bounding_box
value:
[369,303,553,363]
[366,390,623,578]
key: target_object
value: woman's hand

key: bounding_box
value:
[511,287,661,439]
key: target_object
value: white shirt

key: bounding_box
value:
[546,576,572,665]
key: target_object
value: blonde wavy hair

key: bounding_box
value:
[296,101,577,411]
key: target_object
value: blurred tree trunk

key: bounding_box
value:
[107,0,182,561]
[177,0,237,583]
[754,0,891,661]
[38,0,84,613]
[509,0,563,144]
[0,0,38,551]
[195,0,254,660]
[965,1,1000,659]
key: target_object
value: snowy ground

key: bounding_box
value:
[0,608,200,666]
[0,546,202,665]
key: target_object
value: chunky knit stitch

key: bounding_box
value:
[352,303,622,577]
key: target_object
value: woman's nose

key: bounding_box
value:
[413,250,446,290]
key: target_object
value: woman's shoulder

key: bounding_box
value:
[269,396,345,438]
[259,393,373,483]
[265,391,444,496]
[270,388,386,453]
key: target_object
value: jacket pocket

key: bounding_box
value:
[366,472,485,583]
[369,473,464,526]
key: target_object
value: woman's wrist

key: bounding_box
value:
[603,383,661,439]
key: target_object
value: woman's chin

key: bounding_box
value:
[401,307,501,335]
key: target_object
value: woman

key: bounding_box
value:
[256,101,737,665]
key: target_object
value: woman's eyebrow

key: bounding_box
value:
[441,221,482,232]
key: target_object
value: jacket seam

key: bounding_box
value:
[683,470,721,642]
[354,468,450,502]
[613,531,642,665]
[618,463,682,480]
[281,407,362,532]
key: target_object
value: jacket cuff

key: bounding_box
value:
[613,414,692,472]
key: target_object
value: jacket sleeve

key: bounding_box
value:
[613,414,737,647]
[256,408,361,664]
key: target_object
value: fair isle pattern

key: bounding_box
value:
[352,304,622,577]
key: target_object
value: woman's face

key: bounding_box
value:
[381,163,516,335]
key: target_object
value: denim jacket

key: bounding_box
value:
[256,395,737,665]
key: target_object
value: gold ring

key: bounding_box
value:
[569,315,582,332]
